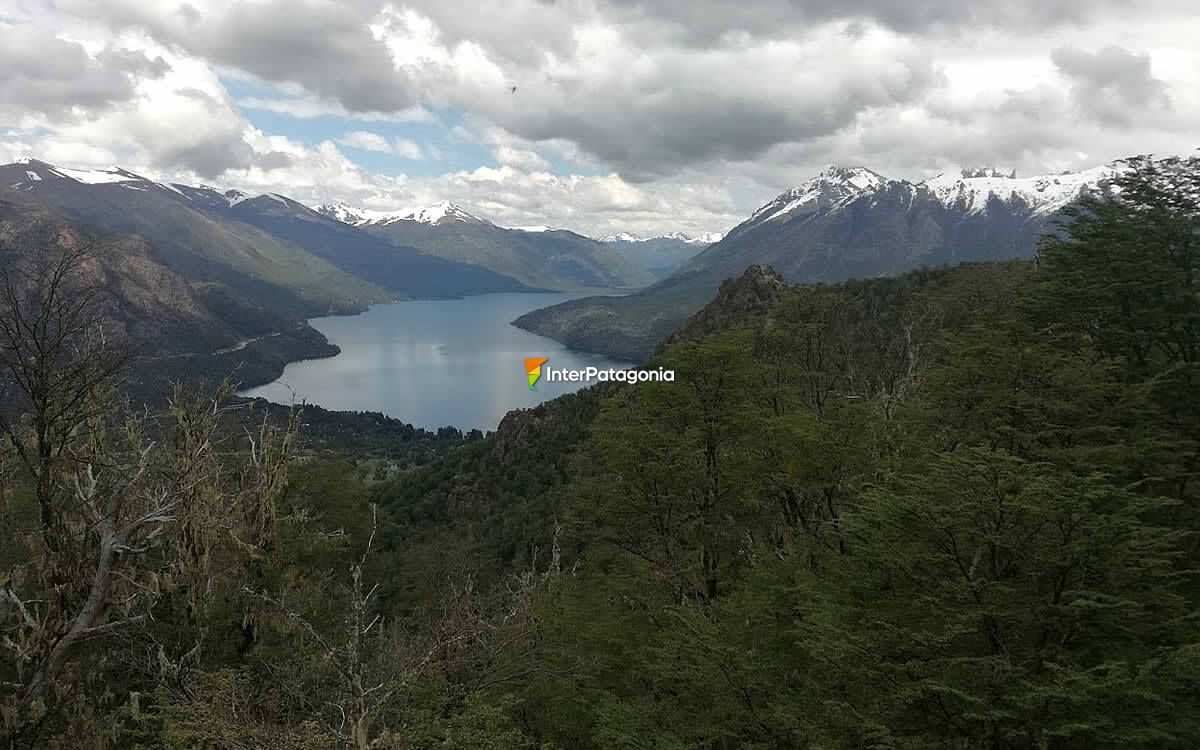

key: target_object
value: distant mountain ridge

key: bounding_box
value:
[316,199,484,227]
[316,200,652,291]
[515,162,1119,360]
[0,158,542,398]
[600,231,724,245]
[599,232,722,281]
[1,159,529,315]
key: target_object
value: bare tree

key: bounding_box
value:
[244,509,563,749]
[0,238,295,747]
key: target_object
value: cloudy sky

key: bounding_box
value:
[1,0,1197,236]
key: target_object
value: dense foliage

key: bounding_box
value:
[3,156,1198,748]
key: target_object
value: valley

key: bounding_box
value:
[0,158,669,411]
[4,3,1199,746]
[3,153,1197,749]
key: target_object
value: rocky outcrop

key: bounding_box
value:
[664,264,786,348]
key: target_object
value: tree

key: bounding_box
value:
[792,448,1197,748]
[1030,154,1200,560]
[0,238,294,747]
[1033,155,1200,371]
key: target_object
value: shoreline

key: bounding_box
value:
[234,291,637,431]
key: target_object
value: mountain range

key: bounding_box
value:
[599,231,722,280]
[316,200,652,290]
[0,156,1122,385]
[0,158,656,397]
[1,160,533,318]
[514,164,1117,360]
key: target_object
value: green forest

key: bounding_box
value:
[2,156,1198,748]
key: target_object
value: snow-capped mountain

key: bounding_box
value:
[739,164,1116,234]
[923,165,1117,216]
[744,166,889,228]
[314,200,366,225]
[7,158,196,198]
[600,231,643,243]
[601,230,724,245]
[4,158,310,212]
[315,199,650,290]
[516,161,1120,362]
[714,162,1118,278]
[506,224,561,233]
[0,158,531,312]
[599,231,722,280]
[315,200,484,227]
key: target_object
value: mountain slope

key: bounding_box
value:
[319,201,652,291]
[1,160,390,317]
[213,194,532,298]
[0,194,240,356]
[515,164,1116,360]
[1,161,532,317]
[0,193,350,405]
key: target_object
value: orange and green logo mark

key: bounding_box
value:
[524,357,549,390]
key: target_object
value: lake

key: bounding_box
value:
[239,293,629,431]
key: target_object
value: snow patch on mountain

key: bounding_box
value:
[51,166,140,185]
[314,201,365,224]
[9,160,198,199]
[748,167,888,227]
[223,189,249,207]
[316,199,483,227]
[396,201,479,225]
[744,164,1117,231]
[923,165,1117,215]
[601,230,723,245]
[600,232,643,243]
[509,225,561,233]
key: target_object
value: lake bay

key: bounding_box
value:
[239,293,629,431]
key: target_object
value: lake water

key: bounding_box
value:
[239,293,629,431]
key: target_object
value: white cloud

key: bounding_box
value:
[236,94,434,123]
[2,0,1199,235]
[336,130,425,159]
[493,145,550,172]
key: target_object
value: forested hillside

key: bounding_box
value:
[2,156,1197,748]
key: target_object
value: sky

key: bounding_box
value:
[1,0,1198,238]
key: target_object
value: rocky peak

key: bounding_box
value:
[745,167,889,229]
[664,264,787,348]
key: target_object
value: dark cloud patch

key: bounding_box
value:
[605,0,1130,40]
[254,150,295,170]
[0,28,157,118]
[175,3,202,25]
[169,0,419,115]
[1052,45,1171,127]
[96,48,171,79]
[61,0,420,115]
[487,34,940,180]
[41,0,1197,189]
[158,132,255,179]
